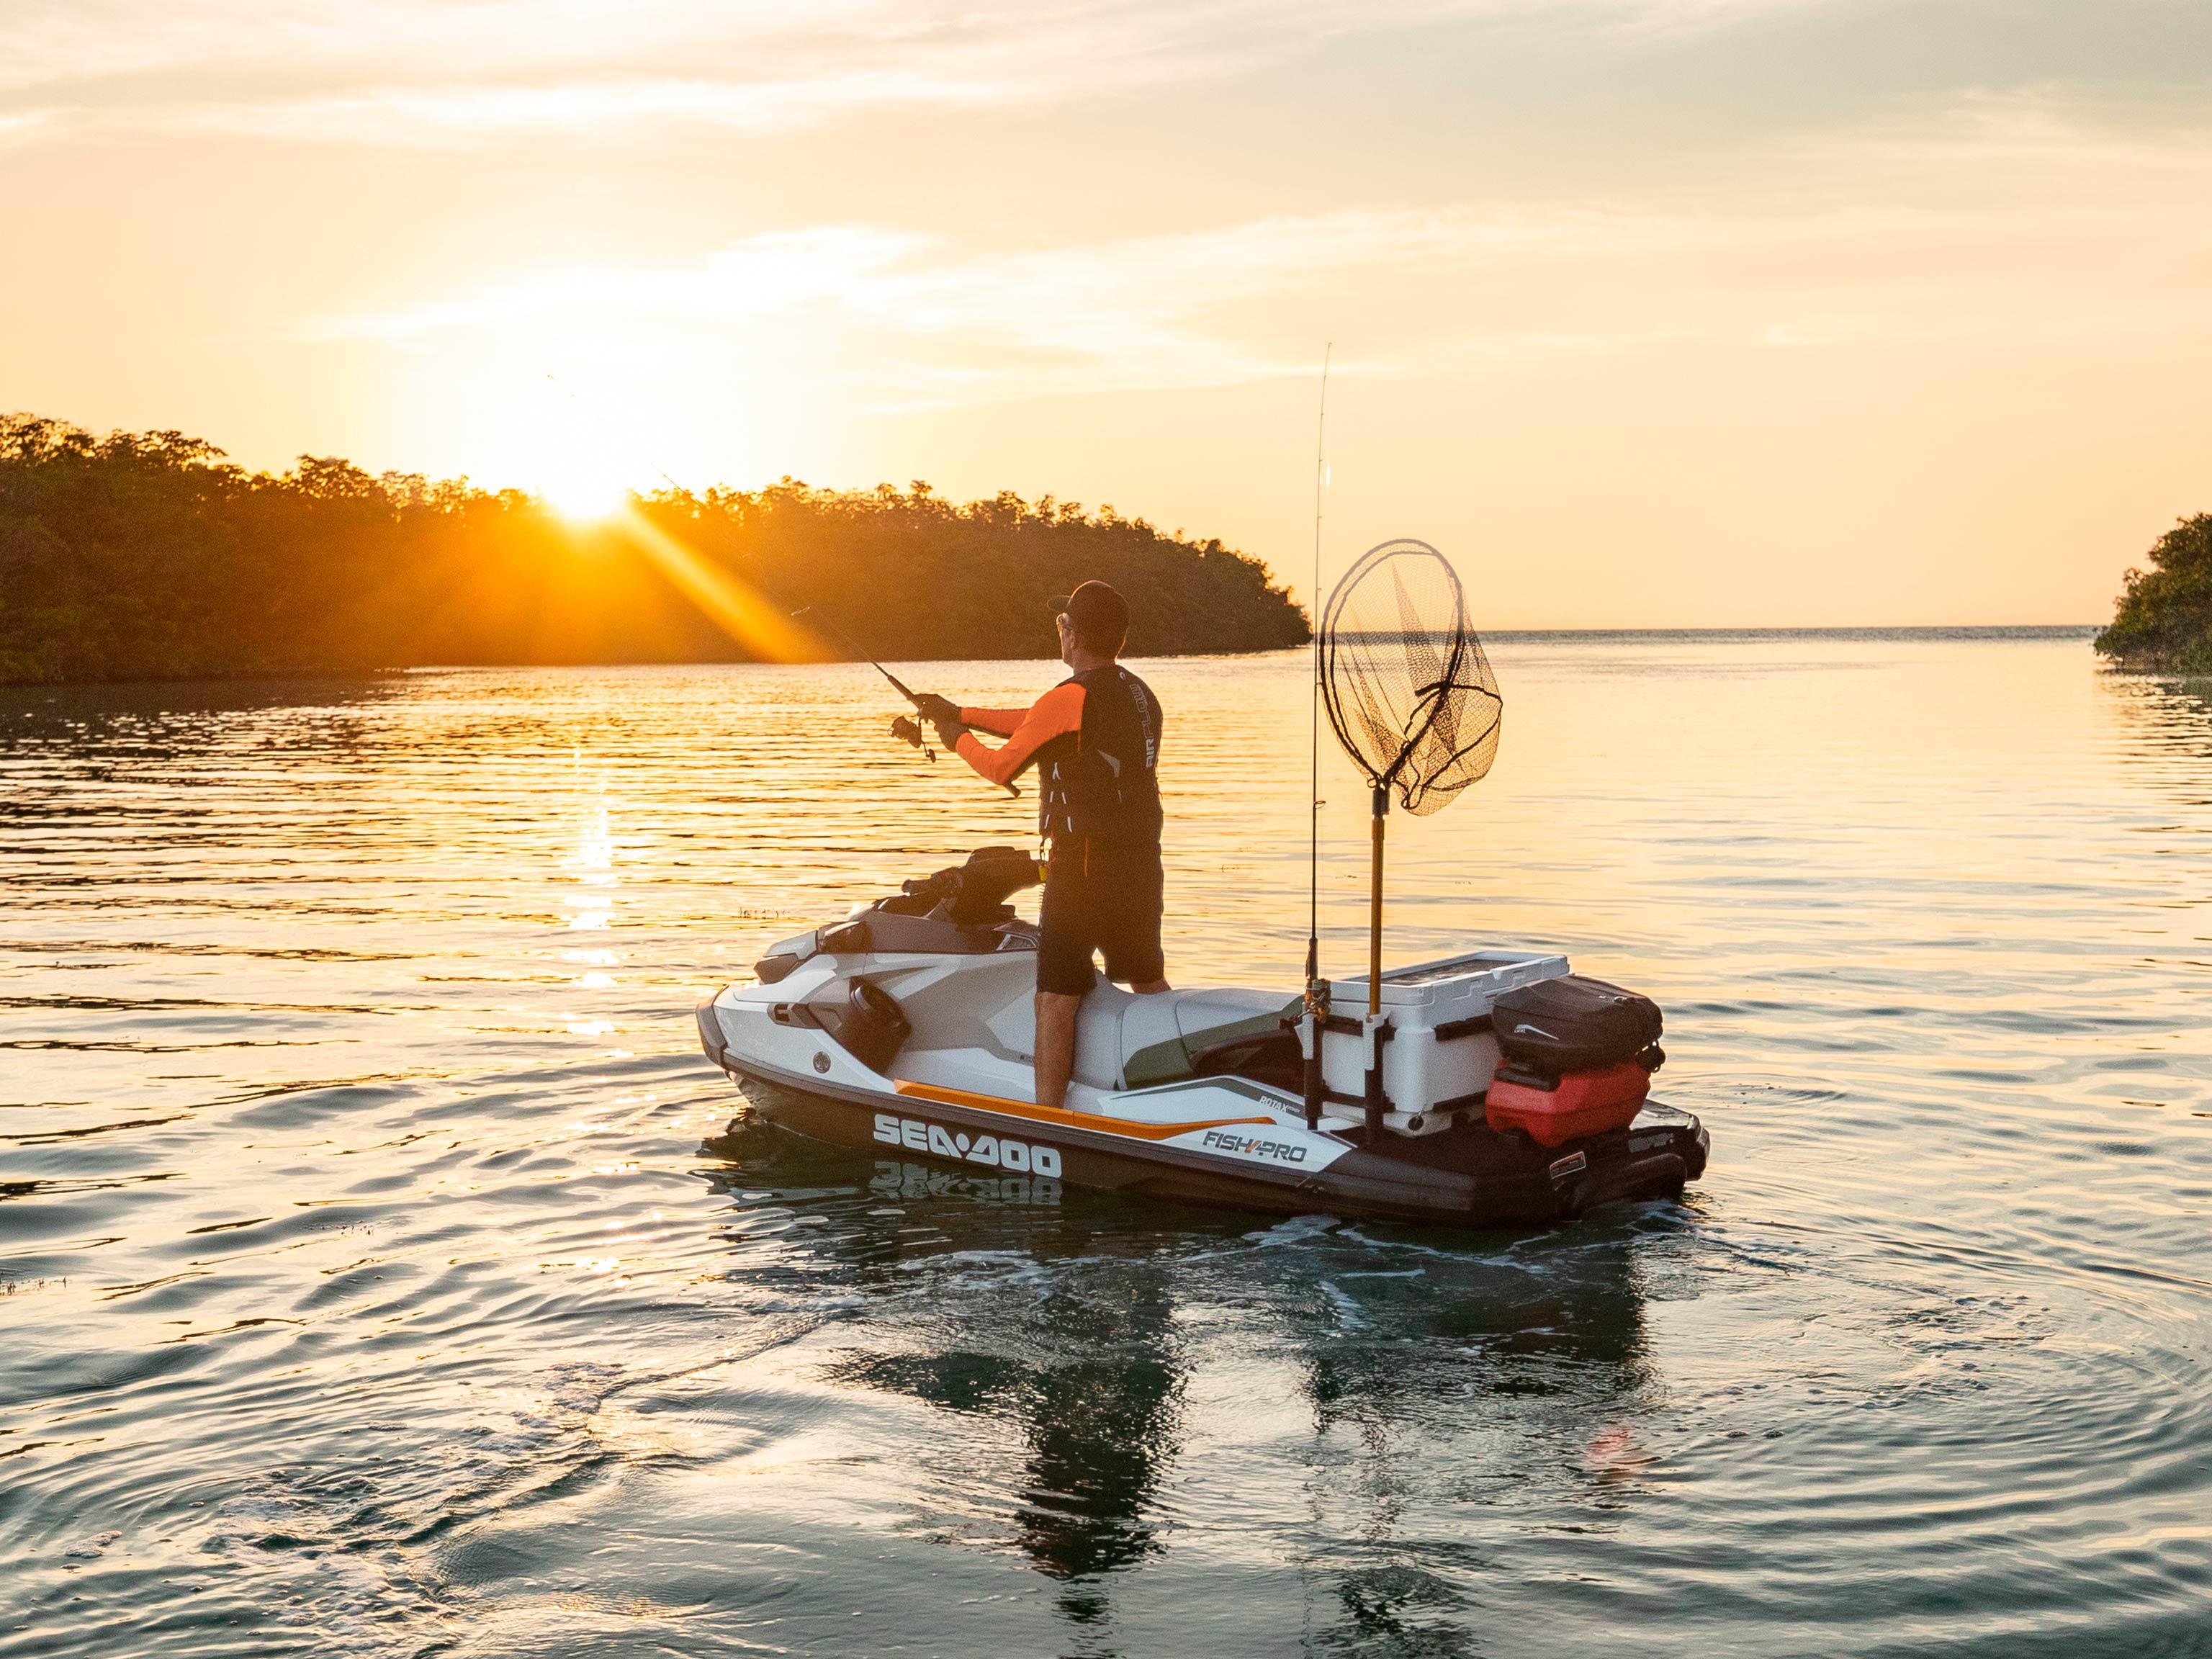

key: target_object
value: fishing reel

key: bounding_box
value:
[891,714,935,761]
[890,706,1016,796]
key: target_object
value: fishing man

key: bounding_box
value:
[915,581,1168,1112]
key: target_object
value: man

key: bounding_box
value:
[916,581,1168,1111]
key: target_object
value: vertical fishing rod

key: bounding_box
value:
[1301,345,1332,1131]
[1308,344,1329,991]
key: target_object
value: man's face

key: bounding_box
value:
[1056,613,1076,667]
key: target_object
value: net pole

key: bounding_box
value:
[1364,783,1388,1142]
[1367,786,1386,1016]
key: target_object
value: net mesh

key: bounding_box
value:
[1320,539,1502,816]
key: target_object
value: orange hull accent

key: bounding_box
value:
[891,1081,1273,1143]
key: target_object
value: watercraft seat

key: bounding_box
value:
[1069,986,1294,1092]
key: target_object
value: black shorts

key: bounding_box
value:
[1037,845,1164,995]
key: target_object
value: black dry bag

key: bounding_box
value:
[1491,975,1662,1076]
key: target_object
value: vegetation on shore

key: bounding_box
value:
[2095,514,2212,673]
[0,413,1308,685]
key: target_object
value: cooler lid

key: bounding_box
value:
[1328,949,1568,1022]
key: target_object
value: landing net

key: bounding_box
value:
[1319,539,1501,816]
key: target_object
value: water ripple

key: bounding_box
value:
[1,641,2207,1656]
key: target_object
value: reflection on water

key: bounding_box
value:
[2102,669,2212,780]
[3,632,2209,1657]
[730,1143,1185,1591]
[832,1244,1184,1587]
[702,1118,1670,1658]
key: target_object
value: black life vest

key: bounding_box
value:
[1040,665,1163,849]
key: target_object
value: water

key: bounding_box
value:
[2,632,2207,1657]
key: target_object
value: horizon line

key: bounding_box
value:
[1474,623,2099,638]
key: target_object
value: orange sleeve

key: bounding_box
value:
[960,706,1030,737]
[953,683,1084,787]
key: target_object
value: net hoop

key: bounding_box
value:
[1319,537,1502,817]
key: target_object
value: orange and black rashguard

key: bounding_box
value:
[947,666,1166,992]
[948,685,1086,791]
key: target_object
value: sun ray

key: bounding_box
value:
[606,509,830,662]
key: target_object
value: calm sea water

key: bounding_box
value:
[2,632,2206,1658]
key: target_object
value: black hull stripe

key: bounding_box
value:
[707,1055,1696,1228]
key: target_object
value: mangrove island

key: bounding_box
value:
[0,413,1309,685]
[2095,513,2212,673]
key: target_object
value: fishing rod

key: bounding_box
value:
[1307,343,1331,997]
[793,605,922,702]
[793,606,1020,799]
[1301,344,1332,1132]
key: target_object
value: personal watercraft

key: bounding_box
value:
[696,848,1709,1228]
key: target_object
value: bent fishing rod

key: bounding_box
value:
[793,606,1020,799]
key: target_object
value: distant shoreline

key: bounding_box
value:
[1484,624,2100,642]
[0,625,2112,696]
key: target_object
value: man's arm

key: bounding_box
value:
[960,706,1030,737]
[943,683,1084,788]
[912,694,1030,737]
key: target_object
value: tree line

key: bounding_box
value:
[0,413,1309,685]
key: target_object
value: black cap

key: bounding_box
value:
[1051,580,1130,649]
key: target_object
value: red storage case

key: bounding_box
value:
[1485,1061,1651,1148]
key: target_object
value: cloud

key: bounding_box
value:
[4,0,1838,145]
[0,110,59,148]
[315,225,932,341]
[0,1,855,94]
[162,71,1023,143]
[297,204,1808,409]
[297,99,2212,410]
[310,207,1626,336]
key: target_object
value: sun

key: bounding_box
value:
[539,469,634,523]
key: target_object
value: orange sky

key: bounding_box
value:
[7,1,2211,624]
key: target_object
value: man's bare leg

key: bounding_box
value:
[1034,991,1082,1110]
[1036,976,1173,1109]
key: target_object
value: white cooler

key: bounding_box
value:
[1321,950,1569,1126]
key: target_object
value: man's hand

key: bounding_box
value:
[912,693,960,724]
[932,719,969,750]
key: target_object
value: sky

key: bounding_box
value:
[6,0,2212,626]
